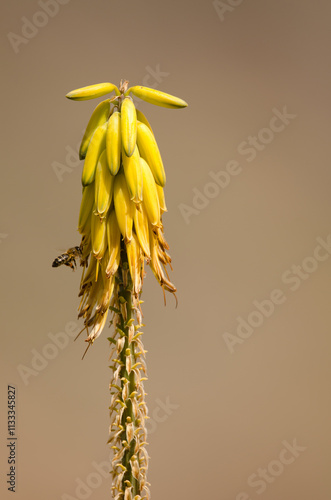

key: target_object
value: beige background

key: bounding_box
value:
[1,0,331,499]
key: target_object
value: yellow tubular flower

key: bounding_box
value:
[91,212,107,260]
[133,203,151,259]
[113,172,134,242]
[82,122,107,186]
[121,97,137,157]
[140,157,161,227]
[136,121,166,187]
[79,99,111,160]
[66,82,119,101]
[95,150,114,219]
[126,85,188,109]
[106,110,122,175]
[122,146,143,204]
[78,183,95,234]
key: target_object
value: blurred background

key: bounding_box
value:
[1,1,330,499]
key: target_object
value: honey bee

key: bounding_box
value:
[52,246,83,270]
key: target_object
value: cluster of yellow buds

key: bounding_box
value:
[69,80,187,350]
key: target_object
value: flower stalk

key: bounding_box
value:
[108,250,149,500]
[53,79,187,498]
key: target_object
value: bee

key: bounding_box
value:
[52,246,83,270]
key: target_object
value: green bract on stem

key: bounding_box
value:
[108,247,149,500]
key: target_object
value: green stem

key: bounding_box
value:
[119,284,138,496]
[109,249,148,499]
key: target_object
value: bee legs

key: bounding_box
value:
[65,257,77,271]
